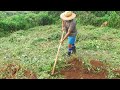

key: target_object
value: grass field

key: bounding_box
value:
[0,24,120,79]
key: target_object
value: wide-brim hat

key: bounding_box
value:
[60,11,76,21]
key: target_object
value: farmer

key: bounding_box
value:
[60,11,77,56]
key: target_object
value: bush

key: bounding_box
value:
[77,11,120,28]
[1,11,120,31]
[91,11,108,17]
[107,11,120,28]
[78,12,97,26]
[0,12,55,31]
[0,14,27,31]
[38,12,54,25]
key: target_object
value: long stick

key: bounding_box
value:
[51,31,64,75]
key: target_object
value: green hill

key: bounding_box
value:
[0,24,120,79]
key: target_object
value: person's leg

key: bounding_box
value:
[68,36,76,56]
[70,36,76,54]
[72,44,76,53]
[68,44,72,56]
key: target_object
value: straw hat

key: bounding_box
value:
[60,11,76,21]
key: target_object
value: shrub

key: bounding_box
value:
[0,11,120,31]
[91,11,108,17]
[38,12,54,25]
[108,11,120,28]
[0,12,55,31]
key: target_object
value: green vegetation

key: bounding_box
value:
[1,11,120,32]
[0,11,55,31]
[0,11,120,79]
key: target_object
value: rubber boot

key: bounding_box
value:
[72,46,76,54]
[68,52,71,56]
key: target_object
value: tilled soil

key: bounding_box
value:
[60,58,108,79]
[0,63,37,79]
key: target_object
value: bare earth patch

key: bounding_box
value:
[60,59,108,79]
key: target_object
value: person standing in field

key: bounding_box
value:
[60,11,77,56]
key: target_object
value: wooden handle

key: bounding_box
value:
[51,31,64,75]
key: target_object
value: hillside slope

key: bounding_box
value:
[0,25,120,79]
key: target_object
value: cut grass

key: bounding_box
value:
[0,24,120,78]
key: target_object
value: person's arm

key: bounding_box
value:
[60,21,75,44]
[60,27,72,44]
[62,30,72,42]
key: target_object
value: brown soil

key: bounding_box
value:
[60,59,108,79]
[0,63,37,79]
[111,69,120,79]
[90,60,106,70]
[112,69,120,75]
[3,64,21,79]
[24,69,37,79]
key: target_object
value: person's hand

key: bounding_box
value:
[60,39,64,44]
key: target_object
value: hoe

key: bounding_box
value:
[51,31,64,75]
